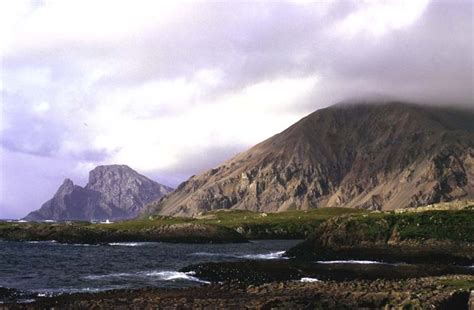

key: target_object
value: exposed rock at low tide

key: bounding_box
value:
[8,275,473,309]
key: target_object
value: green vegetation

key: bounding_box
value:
[439,278,474,290]
[196,208,366,238]
[320,209,474,244]
[100,207,366,239]
[1,204,472,245]
[0,208,366,243]
[0,220,246,244]
[286,206,474,264]
[76,207,366,239]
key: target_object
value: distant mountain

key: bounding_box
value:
[24,165,173,221]
[146,102,474,217]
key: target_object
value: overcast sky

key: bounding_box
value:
[0,0,472,218]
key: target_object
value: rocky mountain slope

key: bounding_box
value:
[146,102,474,217]
[24,165,172,221]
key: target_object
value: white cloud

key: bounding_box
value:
[1,0,187,57]
[334,0,430,38]
[81,74,319,173]
[33,101,51,114]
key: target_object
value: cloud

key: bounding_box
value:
[0,0,472,218]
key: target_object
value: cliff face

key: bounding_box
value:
[24,165,173,221]
[146,102,474,217]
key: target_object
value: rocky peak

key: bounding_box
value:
[56,178,75,195]
[23,165,173,221]
[87,165,136,188]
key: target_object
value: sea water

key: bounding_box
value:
[0,239,300,296]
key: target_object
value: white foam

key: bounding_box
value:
[108,242,146,247]
[26,240,59,245]
[84,272,133,280]
[316,260,387,264]
[300,277,320,283]
[33,286,125,295]
[190,252,226,257]
[84,270,209,284]
[240,251,287,260]
[145,271,210,283]
[190,251,288,260]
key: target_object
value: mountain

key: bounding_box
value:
[24,165,173,221]
[146,102,474,217]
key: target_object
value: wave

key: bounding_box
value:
[144,271,209,283]
[84,270,209,284]
[107,242,159,247]
[300,277,320,283]
[32,286,126,296]
[189,251,287,260]
[316,260,389,265]
[25,240,70,246]
[26,240,58,244]
[240,251,287,260]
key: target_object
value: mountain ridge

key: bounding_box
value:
[146,101,474,217]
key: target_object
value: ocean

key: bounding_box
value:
[0,239,300,297]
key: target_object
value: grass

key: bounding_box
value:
[361,210,473,242]
[0,208,367,240]
[91,208,367,239]
[1,205,472,242]
[439,278,474,290]
[196,208,367,238]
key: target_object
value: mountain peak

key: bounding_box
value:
[24,165,173,221]
[147,102,474,217]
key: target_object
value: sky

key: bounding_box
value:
[0,0,472,219]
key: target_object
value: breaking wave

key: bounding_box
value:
[84,270,209,284]
[190,250,287,260]
[316,260,389,264]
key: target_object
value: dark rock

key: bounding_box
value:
[181,260,474,284]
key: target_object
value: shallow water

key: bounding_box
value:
[0,239,300,296]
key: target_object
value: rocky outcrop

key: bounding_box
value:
[146,102,474,217]
[285,209,474,264]
[24,165,172,221]
[0,222,247,244]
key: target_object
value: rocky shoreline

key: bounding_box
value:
[181,260,474,284]
[3,275,472,309]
